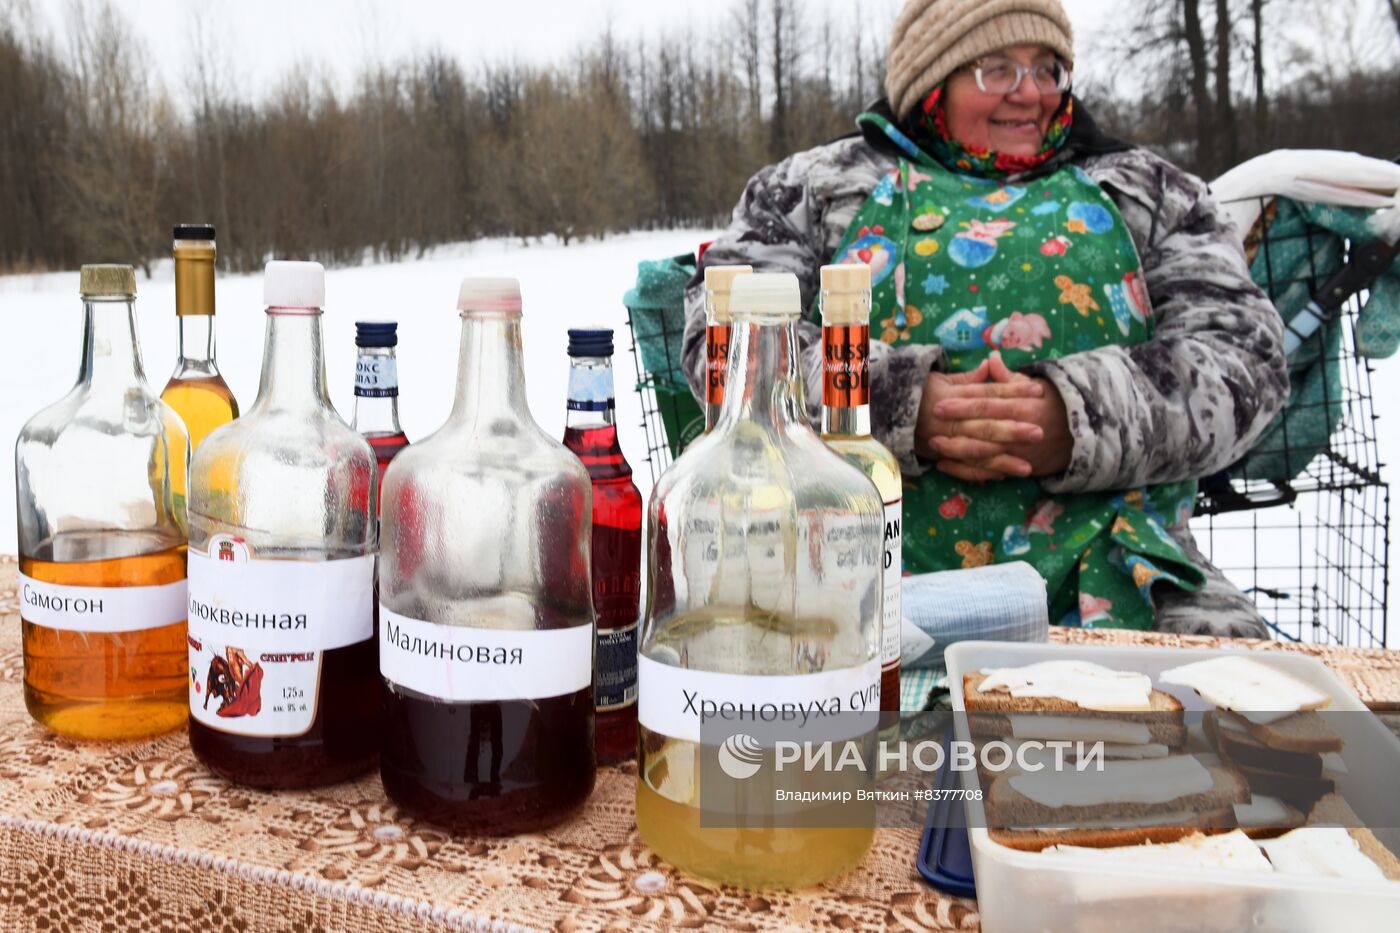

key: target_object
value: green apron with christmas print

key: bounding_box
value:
[828,114,1204,629]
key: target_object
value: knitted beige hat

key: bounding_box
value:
[885,0,1075,120]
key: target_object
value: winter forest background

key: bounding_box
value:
[1,0,1398,275]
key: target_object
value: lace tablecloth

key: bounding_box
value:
[2,554,1397,932]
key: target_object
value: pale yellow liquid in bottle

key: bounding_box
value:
[21,535,188,740]
[637,607,875,887]
[162,375,239,451]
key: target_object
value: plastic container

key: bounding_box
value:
[945,641,1400,933]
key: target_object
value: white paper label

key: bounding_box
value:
[380,607,593,702]
[19,573,186,633]
[186,540,374,738]
[637,653,881,744]
[355,356,398,397]
[882,498,902,670]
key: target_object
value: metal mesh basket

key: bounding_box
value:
[624,305,701,484]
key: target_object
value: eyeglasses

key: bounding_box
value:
[969,57,1071,95]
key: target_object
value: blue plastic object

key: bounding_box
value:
[916,727,977,898]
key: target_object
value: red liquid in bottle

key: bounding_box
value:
[368,432,410,501]
[564,422,641,765]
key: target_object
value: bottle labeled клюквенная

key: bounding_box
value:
[377,278,596,834]
[16,265,191,741]
[185,261,379,788]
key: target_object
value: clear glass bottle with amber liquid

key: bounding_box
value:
[351,321,409,508]
[819,264,903,767]
[161,225,239,453]
[186,261,378,788]
[16,265,191,740]
[637,273,884,888]
[378,278,596,834]
[702,265,750,432]
[562,328,642,765]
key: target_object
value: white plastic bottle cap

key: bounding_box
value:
[264,260,325,309]
[730,272,801,318]
[457,277,523,314]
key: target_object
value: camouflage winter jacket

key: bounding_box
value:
[680,100,1289,636]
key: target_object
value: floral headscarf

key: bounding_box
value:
[905,84,1073,179]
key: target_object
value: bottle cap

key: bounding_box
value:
[730,272,801,318]
[264,260,325,309]
[820,263,872,325]
[356,320,398,348]
[457,277,522,315]
[703,264,752,323]
[79,264,136,298]
[173,224,216,241]
[567,327,613,358]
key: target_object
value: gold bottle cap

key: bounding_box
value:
[820,263,872,325]
[79,264,137,298]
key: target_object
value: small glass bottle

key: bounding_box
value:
[701,265,751,432]
[562,327,642,765]
[379,278,596,834]
[819,264,903,766]
[161,225,239,452]
[638,273,883,888]
[186,261,379,788]
[351,320,409,506]
[16,265,190,740]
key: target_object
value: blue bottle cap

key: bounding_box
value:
[567,328,613,358]
[356,320,398,348]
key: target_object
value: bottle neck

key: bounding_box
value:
[714,313,807,435]
[352,345,404,436]
[174,241,216,315]
[80,297,146,390]
[176,314,217,368]
[820,320,872,438]
[565,356,617,430]
[449,312,530,426]
[252,308,332,413]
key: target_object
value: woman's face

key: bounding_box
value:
[942,45,1065,157]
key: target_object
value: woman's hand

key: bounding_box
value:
[918,354,1073,482]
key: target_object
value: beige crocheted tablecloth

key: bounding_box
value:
[1,553,1397,932]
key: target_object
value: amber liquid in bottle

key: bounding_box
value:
[163,376,239,450]
[162,234,238,453]
[21,533,188,741]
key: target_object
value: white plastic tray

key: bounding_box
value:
[945,640,1400,933]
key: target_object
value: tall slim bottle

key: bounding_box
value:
[378,278,596,834]
[186,261,379,788]
[16,265,190,740]
[702,265,751,432]
[637,273,883,888]
[819,264,902,756]
[351,320,409,503]
[161,225,239,451]
[562,328,642,765]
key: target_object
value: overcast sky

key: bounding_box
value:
[30,0,1118,99]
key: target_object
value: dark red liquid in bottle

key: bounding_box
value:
[367,433,410,509]
[564,422,642,765]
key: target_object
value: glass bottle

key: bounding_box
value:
[186,261,379,788]
[562,327,642,765]
[819,264,903,765]
[15,264,190,740]
[161,225,239,453]
[702,265,751,432]
[351,320,409,507]
[378,278,596,834]
[637,273,884,887]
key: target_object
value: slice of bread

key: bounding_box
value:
[964,671,1187,748]
[985,764,1248,852]
[1306,792,1400,878]
[1203,712,1325,777]
[1229,761,1335,811]
[1234,710,1343,754]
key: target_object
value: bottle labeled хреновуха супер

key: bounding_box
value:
[377,278,596,834]
[185,261,379,788]
[637,273,884,887]
[16,265,191,741]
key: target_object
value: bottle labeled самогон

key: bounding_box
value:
[378,278,596,834]
[562,327,642,765]
[819,263,903,765]
[186,261,379,788]
[16,265,191,741]
[637,273,884,888]
[701,265,751,432]
[161,225,239,453]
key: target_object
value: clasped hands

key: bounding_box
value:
[915,352,1073,483]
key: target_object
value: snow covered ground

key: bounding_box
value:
[4,228,1397,646]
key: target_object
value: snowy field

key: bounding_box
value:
[4,229,1397,646]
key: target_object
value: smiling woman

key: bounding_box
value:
[680,0,1290,638]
